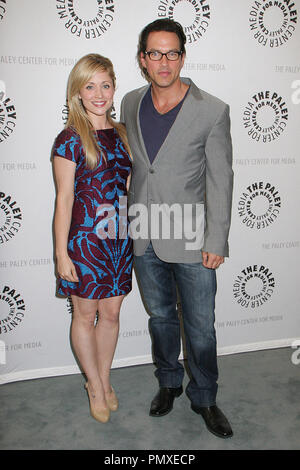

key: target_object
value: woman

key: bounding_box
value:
[53,54,133,423]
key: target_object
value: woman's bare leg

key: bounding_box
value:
[95,295,125,393]
[70,295,106,408]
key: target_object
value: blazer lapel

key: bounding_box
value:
[134,85,151,167]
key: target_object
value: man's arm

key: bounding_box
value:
[202,104,234,267]
[120,96,126,124]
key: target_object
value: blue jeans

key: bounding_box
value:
[134,243,218,407]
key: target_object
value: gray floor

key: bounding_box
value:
[0,347,299,451]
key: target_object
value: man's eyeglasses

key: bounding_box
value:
[144,50,183,61]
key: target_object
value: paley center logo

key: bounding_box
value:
[0,191,22,244]
[249,0,297,47]
[157,0,211,43]
[0,0,6,22]
[243,90,288,142]
[56,0,115,39]
[0,81,17,143]
[238,181,281,230]
[0,285,26,334]
[233,264,275,309]
[95,196,204,250]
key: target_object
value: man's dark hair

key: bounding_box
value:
[137,19,186,80]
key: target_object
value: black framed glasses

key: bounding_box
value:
[144,50,183,61]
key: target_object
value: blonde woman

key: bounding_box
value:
[53,54,133,423]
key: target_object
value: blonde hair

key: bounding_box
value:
[66,53,131,169]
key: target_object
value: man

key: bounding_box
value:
[120,19,234,439]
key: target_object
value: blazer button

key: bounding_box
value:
[149,168,155,173]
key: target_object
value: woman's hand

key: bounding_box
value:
[56,254,79,283]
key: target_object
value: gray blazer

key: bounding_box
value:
[120,78,233,263]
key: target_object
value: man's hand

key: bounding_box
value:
[202,251,224,269]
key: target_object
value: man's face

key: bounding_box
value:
[140,31,185,88]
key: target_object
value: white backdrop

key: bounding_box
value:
[1,0,300,384]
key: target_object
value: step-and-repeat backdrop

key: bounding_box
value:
[1,0,300,383]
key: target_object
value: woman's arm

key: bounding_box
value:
[126,172,131,192]
[53,157,79,283]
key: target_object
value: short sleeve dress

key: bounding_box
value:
[53,127,133,299]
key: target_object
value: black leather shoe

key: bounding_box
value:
[191,404,233,438]
[150,386,183,417]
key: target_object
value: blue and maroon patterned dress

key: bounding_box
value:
[54,127,133,299]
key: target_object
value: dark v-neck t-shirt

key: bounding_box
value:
[139,86,189,164]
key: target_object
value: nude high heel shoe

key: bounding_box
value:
[105,387,118,411]
[85,383,110,423]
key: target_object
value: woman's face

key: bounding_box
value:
[78,69,114,128]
